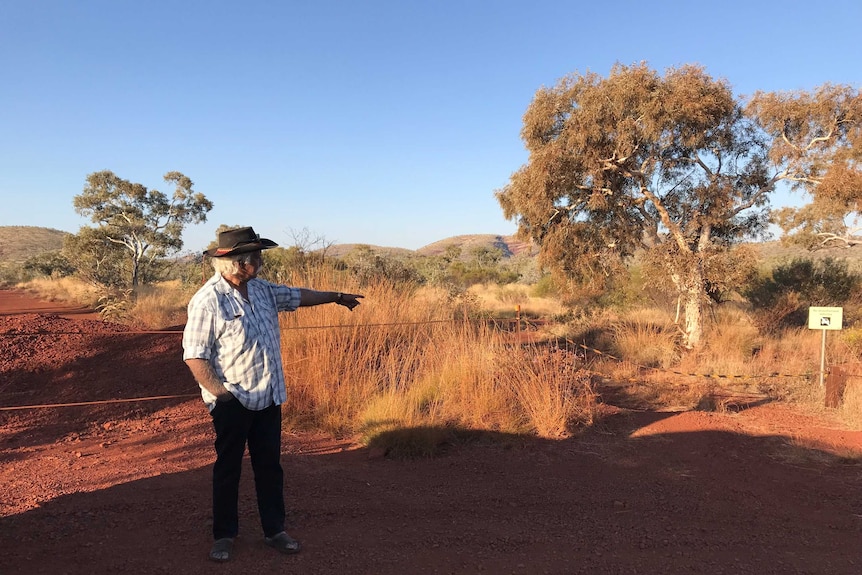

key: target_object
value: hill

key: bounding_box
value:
[752,241,862,271]
[323,234,536,260]
[417,234,535,258]
[5,225,862,271]
[0,226,69,262]
[321,243,416,259]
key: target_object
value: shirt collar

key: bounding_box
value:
[213,273,257,297]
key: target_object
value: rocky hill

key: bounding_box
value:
[416,234,535,257]
[0,226,68,261]
[5,226,862,270]
[317,234,536,260]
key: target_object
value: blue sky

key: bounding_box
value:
[1,1,860,253]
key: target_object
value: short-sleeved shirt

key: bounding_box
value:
[182,273,301,411]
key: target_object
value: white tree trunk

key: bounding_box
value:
[682,285,702,349]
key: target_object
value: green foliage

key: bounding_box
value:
[744,257,862,332]
[73,170,213,286]
[0,262,27,286]
[62,227,131,287]
[96,288,134,322]
[160,255,207,287]
[339,245,424,286]
[260,246,330,284]
[503,251,543,284]
[530,274,558,298]
[22,251,76,278]
[414,245,520,288]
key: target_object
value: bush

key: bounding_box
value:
[23,251,76,279]
[744,258,862,332]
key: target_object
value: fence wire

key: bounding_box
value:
[0,315,820,411]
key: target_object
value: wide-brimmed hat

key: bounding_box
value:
[204,226,278,257]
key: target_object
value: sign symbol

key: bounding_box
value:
[821,317,831,326]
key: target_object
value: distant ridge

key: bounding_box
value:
[5,226,862,270]
[319,234,535,260]
[417,234,535,257]
[0,226,535,263]
[0,226,68,261]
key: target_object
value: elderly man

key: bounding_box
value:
[182,226,362,562]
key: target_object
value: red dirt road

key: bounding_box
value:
[1,289,861,574]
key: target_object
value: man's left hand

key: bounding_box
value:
[336,293,364,311]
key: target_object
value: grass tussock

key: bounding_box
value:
[277,272,596,453]
[126,281,197,329]
[837,381,862,429]
[468,283,567,318]
[19,277,103,307]
[610,309,680,369]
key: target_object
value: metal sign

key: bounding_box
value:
[807,307,843,331]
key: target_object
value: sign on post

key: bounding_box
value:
[808,306,843,389]
[807,306,843,330]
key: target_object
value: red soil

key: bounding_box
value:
[0,289,860,574]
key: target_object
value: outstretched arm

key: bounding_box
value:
[298,289,364,311]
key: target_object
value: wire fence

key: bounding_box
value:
[0,314,824,412]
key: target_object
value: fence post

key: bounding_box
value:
[825,365,847,408]
[516,305,521,341]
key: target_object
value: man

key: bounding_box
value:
[182,226,362,562]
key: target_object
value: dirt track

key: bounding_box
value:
[1,289,861,574]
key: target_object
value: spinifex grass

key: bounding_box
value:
[277,273,597,452]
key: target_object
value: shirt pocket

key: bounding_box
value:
[216,297,246,341]
[255,291,281,332]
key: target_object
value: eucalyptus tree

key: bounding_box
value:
[497,63,773,348]
[747,84,862,248]
[73,170,213,287]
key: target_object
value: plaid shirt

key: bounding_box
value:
[183,273,301,411]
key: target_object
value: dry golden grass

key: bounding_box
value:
[468,283,567,318]
[553,304,861,426]
[18,277,194,329]
[609,308,680,369]
[14,272,861,438]
[128,281,197,329]
[837,381,862,428]
[276,272,596,449]
[18,277,103,307]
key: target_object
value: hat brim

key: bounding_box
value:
[204,238,278,257]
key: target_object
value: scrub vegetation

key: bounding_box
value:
[6,236,862,449]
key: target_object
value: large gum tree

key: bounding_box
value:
[747,84,862,249]
[498,64,861,349]
[73,170,213,287]
[497,63,775,349]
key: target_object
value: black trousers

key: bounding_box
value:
[210,400,285,540]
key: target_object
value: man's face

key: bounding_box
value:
[235,251,263,281]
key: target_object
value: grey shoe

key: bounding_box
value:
[264,531,301,555]
[209,537,234,562]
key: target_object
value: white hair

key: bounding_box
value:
[210,253,253,275]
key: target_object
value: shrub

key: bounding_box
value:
[22,251,76,279]
[745,258,862,332]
